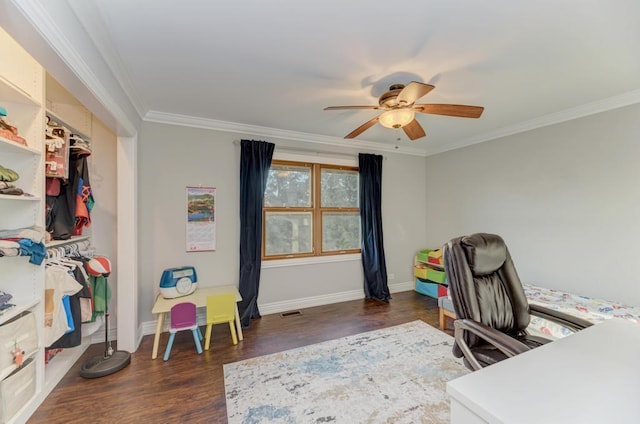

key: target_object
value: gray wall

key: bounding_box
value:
[88,116,118,327]
[425,103,640,306]
[138,121,428,322]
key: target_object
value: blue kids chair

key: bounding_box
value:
[163,302,203,361]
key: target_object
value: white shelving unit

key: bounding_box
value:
[0,194,40,201]
[0,26,92,424]
[45,235,90,248]
[46,109,91,142]
[0,25,45,424]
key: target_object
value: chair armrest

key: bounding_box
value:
[529,303,594,332]
[454,319,531,370]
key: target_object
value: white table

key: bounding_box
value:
[150,285,243,359]
[447,318,640,424]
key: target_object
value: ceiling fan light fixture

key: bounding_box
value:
[379,109,415,129]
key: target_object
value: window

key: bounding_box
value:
[263,160,360,260]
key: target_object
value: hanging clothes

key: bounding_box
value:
[89,274,111,321]
[49,265,91,349]
[44,266,83,347]
[72,150,94,236]
[46,177,74,240]
[46,149,94,240]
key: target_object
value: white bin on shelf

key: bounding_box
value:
[0,357,35,423]
[0,312,38,381]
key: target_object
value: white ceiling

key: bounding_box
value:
[66,0,640,155]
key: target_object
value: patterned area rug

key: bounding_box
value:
[224,320,469,423]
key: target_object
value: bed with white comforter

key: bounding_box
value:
[524,283,640,338]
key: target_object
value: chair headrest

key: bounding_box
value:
[461,233,507,276]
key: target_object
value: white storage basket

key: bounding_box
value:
[0,357,36,423]
[0,312,38,381]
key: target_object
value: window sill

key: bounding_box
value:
[262,253,361,269]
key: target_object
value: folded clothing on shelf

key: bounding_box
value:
[0,165,19,183]
[0,303,15,313]
[0,240,20,257]
[0,290,12,307]
[0,226,46,265]
[0,181,23,196]
[0,115,27,146]
[0,226,45,244]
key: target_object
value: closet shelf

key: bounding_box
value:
[43,341,90,398]
[0,135,41,155]
[45,235,90,248]
[0,74,41,106]
[0,299,39,326]
[46,109,91,141]
[0,194,40,201]
[415,257,444,270]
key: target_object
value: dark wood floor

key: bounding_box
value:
[28,290,450,424]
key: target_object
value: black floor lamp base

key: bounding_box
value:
[79,351,131,379]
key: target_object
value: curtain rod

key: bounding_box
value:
[232,139,386,160]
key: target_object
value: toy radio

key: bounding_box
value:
[159,266,198,298]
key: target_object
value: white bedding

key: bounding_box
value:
[524,283,640,339]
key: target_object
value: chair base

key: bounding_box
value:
[204,320,238,350]
[80,351,131,378]
[439,307,456,330]
[163,327,203,361]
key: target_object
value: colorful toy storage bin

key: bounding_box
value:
[416,249,433,263]
[413,266,447,284]
[416,279,448,298]
[0,312,38,381]
[0,357,35,423]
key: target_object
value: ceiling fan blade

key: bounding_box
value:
[414,104,484,118]
[324,105,380,110]
[396,82,435,105]
[402,119,426,141]
[345,116,380,139]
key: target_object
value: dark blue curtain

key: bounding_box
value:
[358,153,390,302]
[238,139,275,327]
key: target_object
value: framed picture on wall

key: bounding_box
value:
[186,186,216,252]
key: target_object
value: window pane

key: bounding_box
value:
[265,164,311,207]
[321,168,359,208]
[265,212,313,255]
[322,212,361,252]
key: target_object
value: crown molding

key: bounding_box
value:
[144,110,429,157]
[424,88,640,156]
[146,88,640,158]
[65,0,148,119]
[10,0,140,136]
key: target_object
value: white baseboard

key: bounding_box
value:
[86,322,145,353]
[389,280,415,293]
[136,324,145,350]
[89,325,117,344]
[138,280,414,336]
[258,289,364,315]
[141,320,157,337]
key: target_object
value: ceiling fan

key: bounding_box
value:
[324,81,484,141]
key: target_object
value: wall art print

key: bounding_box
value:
[186,186,216,252]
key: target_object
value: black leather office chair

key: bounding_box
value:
[443,233,592,371]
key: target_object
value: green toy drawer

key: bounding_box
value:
[425,268,446,284]
[416,249,433,263]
